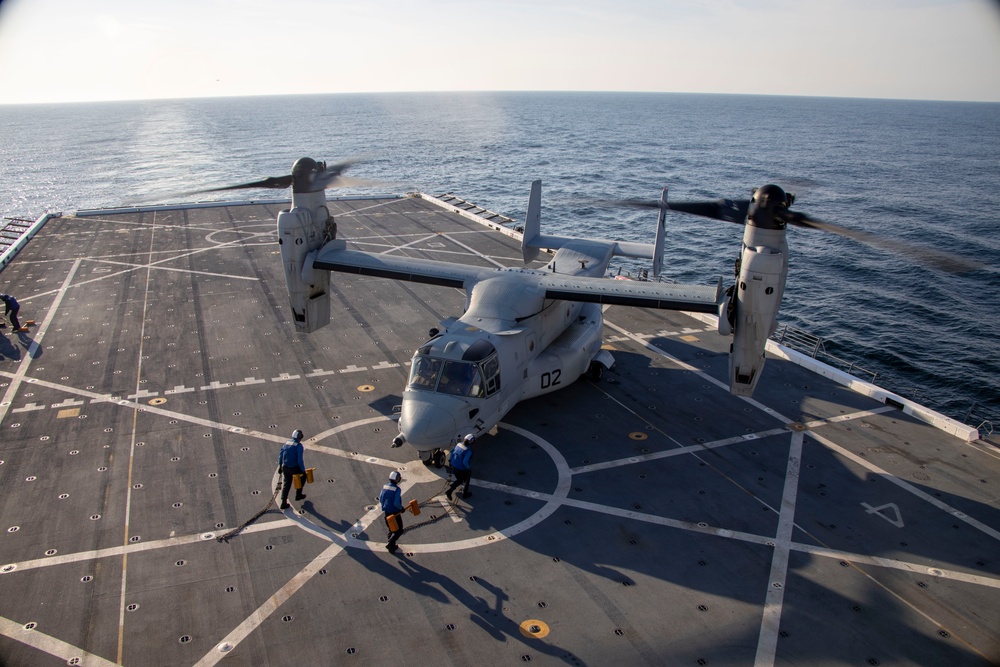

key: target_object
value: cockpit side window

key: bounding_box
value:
[481,354,501,395]
[408,355,442,391]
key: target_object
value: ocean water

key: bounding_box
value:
[1,92,998,425]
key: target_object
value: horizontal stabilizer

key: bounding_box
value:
[521,180,663,266]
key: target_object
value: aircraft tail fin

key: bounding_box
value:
[521,180,542,264]
[520,181,668,278]
[521,180,579,262]
[652,187,667,279]
[609,196,666,270]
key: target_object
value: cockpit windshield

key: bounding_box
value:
[438,361,484,397]
[408,354,495,398]
[408,356,443,390]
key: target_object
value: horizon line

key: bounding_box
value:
[2,89,999,107]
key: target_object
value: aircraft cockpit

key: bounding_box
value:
[407,337,501,398]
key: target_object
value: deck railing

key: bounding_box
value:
[770,324,880,384]
[964,403,995,439]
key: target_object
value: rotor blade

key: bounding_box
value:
[785,211,985,273]
[592,197,750,224]
[600,198,664,210]
[321,176,388,189]
[667,199,750,224]
[313,159,358,190]
[191,174,294,194]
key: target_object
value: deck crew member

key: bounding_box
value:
[446,434,474,500]
[277,429,307,510]
[0,294,21,332]
[380,471,405,554]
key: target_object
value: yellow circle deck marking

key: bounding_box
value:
[519,620,550,638]
[358,385,375,392]
[149,398,167,406]
[629,432,648,441]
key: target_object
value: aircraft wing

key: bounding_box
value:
[313,242,722,312]
[313,243,487,288]
[539,274,723,313]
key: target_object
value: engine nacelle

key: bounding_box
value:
[729,227,787,396]
[277,190,334,333]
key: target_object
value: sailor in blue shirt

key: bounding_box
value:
[380,471,404,554]
[0,294,21,332]
[277,429,307,510]
[445,434,474,501]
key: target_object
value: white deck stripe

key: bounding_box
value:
[380,232,440,254]
[572,407,893,474]
[809,430,1000,542]
[118,215,158,663]
[2,519,296,572]
[191,481,412,667]
[89,258,260,280]
[603,318,732,393]
[0,259,81,425]
[795,543,1000,589]
[755,431,803,667]
[0,372,288,445]
[439,233,508,268]
[0,615,119,667]
[7,481,998,591]
[26,237,258,301]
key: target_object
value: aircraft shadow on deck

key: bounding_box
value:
[355,351,1000,664]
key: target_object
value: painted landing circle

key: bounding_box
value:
[282,418,572,553]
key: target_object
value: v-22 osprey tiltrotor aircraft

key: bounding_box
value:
[207,157,802,465]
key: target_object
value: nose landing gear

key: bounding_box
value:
[392,432,445,468]
[423,448,446,469]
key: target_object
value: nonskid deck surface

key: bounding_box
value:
[0,196,997,666]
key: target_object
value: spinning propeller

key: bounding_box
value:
[607,184,983,273]
[192,157,363,195]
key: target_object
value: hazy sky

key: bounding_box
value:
[1,0,999,104]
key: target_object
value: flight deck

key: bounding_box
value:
[0,194,997,666]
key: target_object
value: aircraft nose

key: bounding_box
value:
[400,400,457,449]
